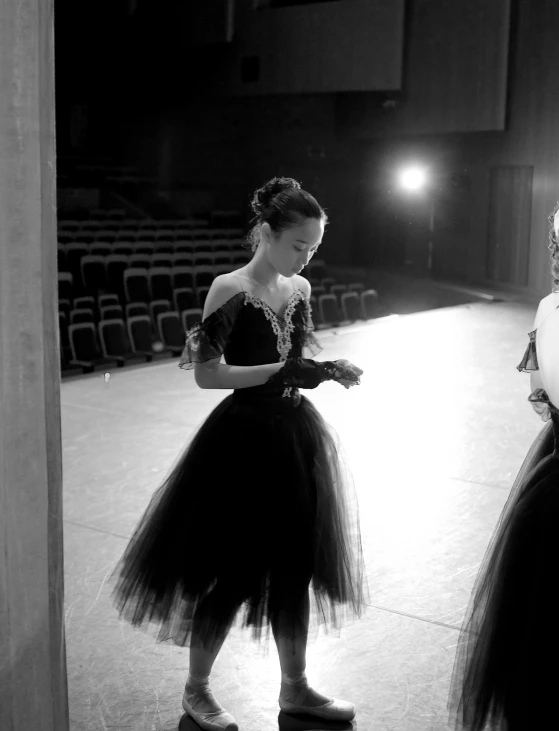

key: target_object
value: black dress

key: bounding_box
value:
[449,324,557,730]
[111,286,369,651]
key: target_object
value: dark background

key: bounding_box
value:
[54,0,558,297]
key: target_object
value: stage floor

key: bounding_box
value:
[62,297,542,731]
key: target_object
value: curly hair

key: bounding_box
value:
[548,202,559,291]
[246,176,327,251]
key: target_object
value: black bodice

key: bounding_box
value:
[224,291,308,366]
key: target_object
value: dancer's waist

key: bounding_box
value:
[232,384,301,409]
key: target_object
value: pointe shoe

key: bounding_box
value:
[279,694,356,721]
[182,688,239,731]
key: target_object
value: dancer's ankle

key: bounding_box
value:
[281,671,307,685]
[186,671,210,690]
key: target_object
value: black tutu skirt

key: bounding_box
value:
[449,416,559,730]
[111,388,368,651]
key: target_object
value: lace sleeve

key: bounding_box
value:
[178,292,244,370]
[303,297,323,356]
[516,329,538,372]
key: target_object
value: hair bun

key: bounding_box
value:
[251,177,301,216]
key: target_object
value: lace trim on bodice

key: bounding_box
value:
[178,288,319,385]
[244,290,304,362]
[244,289,308,401]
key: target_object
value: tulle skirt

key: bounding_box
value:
[449,418,559,730]
[111,388,368,651]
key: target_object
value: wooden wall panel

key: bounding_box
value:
[339,0,511,136]
[486,166,533,286]
[347,1,559,301]
[460,0,559,296]
[226,0,404,95]
[401,0,511,134]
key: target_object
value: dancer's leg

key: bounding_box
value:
[189,631,228,679]
[185,587,239,714]
[272,588,309,675]
[272,587,332,707]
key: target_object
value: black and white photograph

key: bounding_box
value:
[1,1,557,730]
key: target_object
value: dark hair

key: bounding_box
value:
[548,202,559,291]
[247,176,327,251]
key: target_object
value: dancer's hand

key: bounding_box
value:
[530,399,550,422]
[267,358,363,390]
[333,359,363,389]
[528,389,551,422]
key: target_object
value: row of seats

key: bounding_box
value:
[60,298,201,327]
[60,238,235,254]
[58,262,336,306]
[59,277,368,325]
[59,218,198,229]
[58,243,250,282]
[58,216,241,231]
[60,313,189,372]
[58,248,329,295]
[58,244,324,266]
[60,289,379,373]
[58,228,244,243]
[59,254,252,294]
[59,209,127,222]
[56,213,377,373]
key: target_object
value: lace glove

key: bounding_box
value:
[266,357,361,390]
[528,388,551,422]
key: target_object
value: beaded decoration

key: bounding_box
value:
[244,289,306,400]
[244,290,303,362]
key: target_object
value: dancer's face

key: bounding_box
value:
[262,218,324,278]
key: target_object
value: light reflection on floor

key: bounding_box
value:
[63,299,541,731]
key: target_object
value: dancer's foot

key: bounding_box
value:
[280,672,332,707]
[279,671,356,721]
[182,674,239,731]
[184,674,223,714]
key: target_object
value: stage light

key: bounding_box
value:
[396,165,435,271]
[398,166,428,192]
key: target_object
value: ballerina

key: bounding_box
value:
[449,203,559,730]
[111,176,368,730]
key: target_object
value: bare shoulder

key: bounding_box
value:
[202,272,244,319]
[293,274,311,298]
[534,292,559,329]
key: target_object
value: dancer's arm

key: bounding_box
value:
[530,296,556,393]
[529,296,553,417]
[194,275,284,390]
[196,359,284,390]
[530,368,545,395]
[194,275,361,390]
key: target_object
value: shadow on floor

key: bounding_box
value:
[179,710,353,731]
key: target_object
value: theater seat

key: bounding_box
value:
[318,293,342,327]
[157,311,184,355]
[68,322,100,373]
[127,315,154,361]
[341,291,361,322]
[124,268,150,303]
[98,319,128,366]
[181,308,203,332]
[361,289,379,319]
[174,288,196,314]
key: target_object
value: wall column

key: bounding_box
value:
[0,1,69,729]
